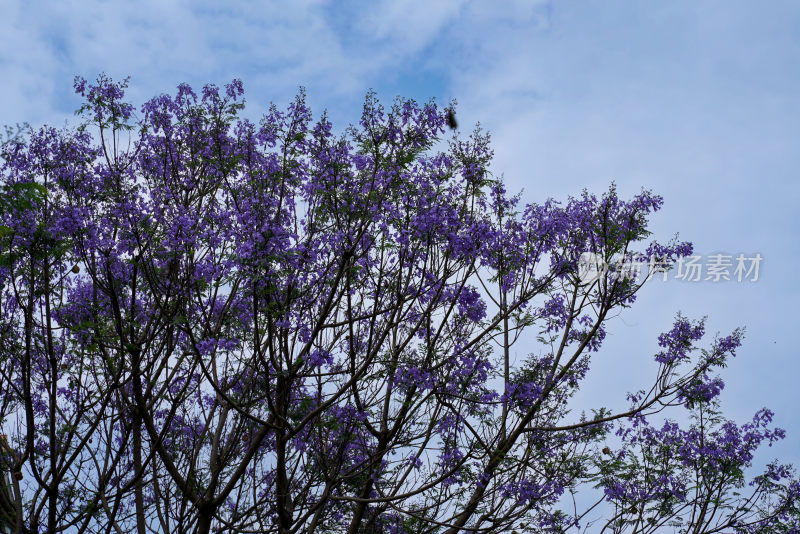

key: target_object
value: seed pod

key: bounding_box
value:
[72,264,80,273]
[446,108,457,130]
[602,446,611,455]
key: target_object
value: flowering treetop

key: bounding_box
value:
[0,75,796,534]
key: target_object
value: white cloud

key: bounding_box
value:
[360,0,466,51]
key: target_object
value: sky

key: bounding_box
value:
[2,0,799,502]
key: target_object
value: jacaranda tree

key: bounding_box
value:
[0,76,797,534]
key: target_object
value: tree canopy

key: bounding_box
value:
[0,75,797,533]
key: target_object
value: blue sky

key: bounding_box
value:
[2,0,798,487]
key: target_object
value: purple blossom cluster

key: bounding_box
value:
[602,405,797,532]
[655,314,706,364]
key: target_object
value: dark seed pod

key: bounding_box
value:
[602,446,611,455]
[446,108,458,130]
[72,264,80,273]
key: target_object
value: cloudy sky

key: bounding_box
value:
[2,0,798,491]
